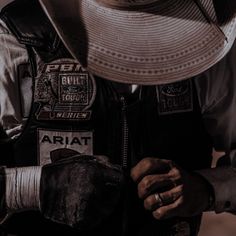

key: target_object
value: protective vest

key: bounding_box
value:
[0,1,213,235]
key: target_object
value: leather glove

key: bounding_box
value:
[3,155,124,230]
[41,155,124,229]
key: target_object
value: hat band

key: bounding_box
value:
[95,0,160,9]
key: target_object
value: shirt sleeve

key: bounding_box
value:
[0,19,29,140]
[194,39,236,213]
[195,39,236,154]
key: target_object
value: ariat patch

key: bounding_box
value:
[37,129,93,165]
[34,59,96,121]
[17,63,32,118]
[157,80,193,115]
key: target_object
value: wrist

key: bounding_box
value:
[194,170,215,212]
[0,167,6,221]
[5,166,42,211]
[205,188,215,211]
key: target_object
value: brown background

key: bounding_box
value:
[200,212,236,236]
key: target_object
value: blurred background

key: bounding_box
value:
[0,0,236,235]
[200,212,236,236]
[198,151,236,236]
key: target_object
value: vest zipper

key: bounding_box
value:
[120,96,128,170]
[120,95,129,236]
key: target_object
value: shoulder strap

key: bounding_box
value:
[0,0,71,62]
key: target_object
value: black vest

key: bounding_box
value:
[0,1,213,235]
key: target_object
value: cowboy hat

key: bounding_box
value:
[39,0,236,85]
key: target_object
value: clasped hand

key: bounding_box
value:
[131,157,212,219]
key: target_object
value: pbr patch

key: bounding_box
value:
[34,59,96,121]
[157,80,193,115]
[17,63,32,118]
[37,129,93,165]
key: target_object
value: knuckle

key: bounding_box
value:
[137,185,145,198]
[152,209,163,219]
[178,184,184,193]
[130,169,136,179]
[138,178,150,198]
[144,197,153,210]
[168,167,181,179]
[142,158,153,170]
[130,168,139,181]
[142,175,152,189]
[138,176,154,198]
[177,196,184,207]
[172,167,180,176]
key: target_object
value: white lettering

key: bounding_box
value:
[61,64,74,72]
[44,63,86,73]
[62,94,87,103]
[61,75,84,85]
[45,64,60,73]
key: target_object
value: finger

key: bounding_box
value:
[167,166,183,186]
[137,174,175,199]
[137,166,183,199]
[144,184,183,211]
[130,158,172,183]
[152,196,184,220]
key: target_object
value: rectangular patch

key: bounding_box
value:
[157,80,193,115]
[59,73,89,105]
[37,129,93,165]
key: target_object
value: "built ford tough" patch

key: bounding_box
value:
[34,59,96,121]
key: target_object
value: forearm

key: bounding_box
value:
[196,166,236,213]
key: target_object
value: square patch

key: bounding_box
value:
[157,80,193,115]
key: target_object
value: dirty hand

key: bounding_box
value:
[131,157,213,219]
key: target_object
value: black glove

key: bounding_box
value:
[40,155,124,230]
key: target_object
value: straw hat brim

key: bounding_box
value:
[39,0,236,85]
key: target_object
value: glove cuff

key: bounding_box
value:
[5,166,42,211]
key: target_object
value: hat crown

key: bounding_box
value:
[96,0,159,8]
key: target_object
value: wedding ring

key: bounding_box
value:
[154,193,164,206]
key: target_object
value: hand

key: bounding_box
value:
[130,157,212,220]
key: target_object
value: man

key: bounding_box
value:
[0,0,236,235]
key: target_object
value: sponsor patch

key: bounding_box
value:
[17,63,32,118]
[157,80,193,115]
[37,129,93,165]
[34,59,96,121]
